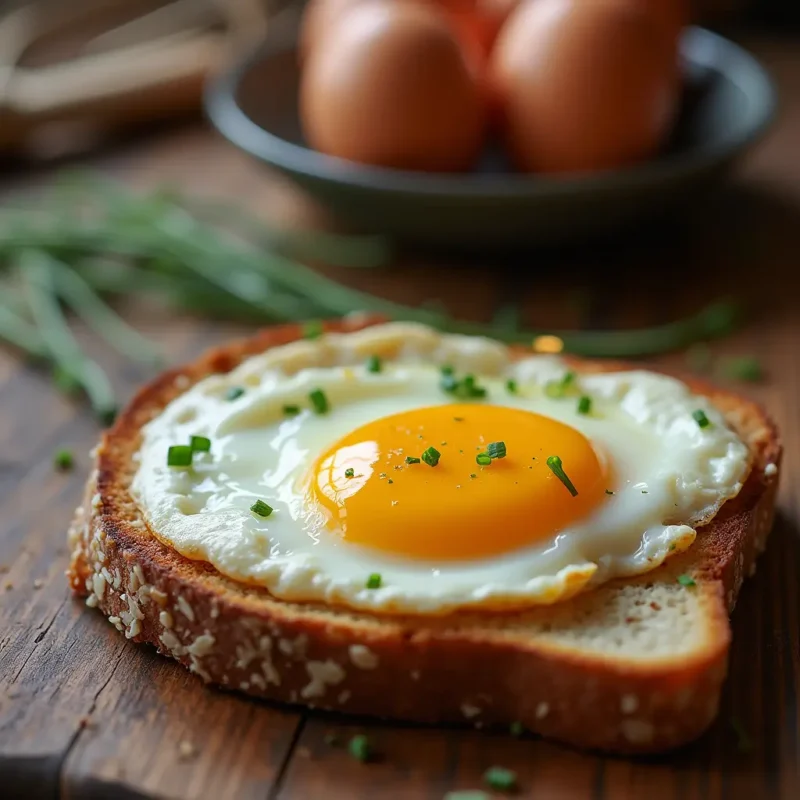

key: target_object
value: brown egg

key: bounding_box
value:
[607,0,689,45]
[300,0,483,62]
[300,2,486,172]
[299,0,368,60]
[490,0,679,174]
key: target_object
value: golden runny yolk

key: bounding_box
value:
[309,404,608,560]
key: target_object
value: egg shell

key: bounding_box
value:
[300,1,487,172]
[490,0,680,174]
[606,0,689,45]
[299,0,488,63]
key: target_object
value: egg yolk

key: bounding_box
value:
[309,404,608,560]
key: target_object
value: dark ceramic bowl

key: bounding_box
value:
[205,10,776,248]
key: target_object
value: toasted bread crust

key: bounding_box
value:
[67,318,781,753]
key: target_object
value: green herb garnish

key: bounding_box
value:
[190,435,211,453]
[692,409,711,429]
[485,441,506,460]
[282,404,301,416]
[476,453,492,466]
[366,573,382,589]
[167,445,193,468]
[345,468,355,478]
[546,455,578,496]
[605,489,614,495]
[677,574,696,587]
[483,766,517,791]
[422,446,441,467]
[470,473,477,479]
[545,371,576,398]
[303,320,323,339]
[0,178,743,424]
[505,379,518,394]
[348,734,373,762]
[309,388,329,414]
[250,499,273,517]
[440,371,487,399]
[719,356,763,383]
[226,386,245,401]
[366,354,382,373]
[54,448,74,471]
[577,395,592,415]
[405,456,420,464]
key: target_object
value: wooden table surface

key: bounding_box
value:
[1,35,799,800]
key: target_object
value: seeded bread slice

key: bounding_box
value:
[67,318,781,754]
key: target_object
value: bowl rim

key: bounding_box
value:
[204,24,777,200]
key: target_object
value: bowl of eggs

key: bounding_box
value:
[205,0,776,248]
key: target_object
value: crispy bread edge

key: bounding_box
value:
[66,318,782,753]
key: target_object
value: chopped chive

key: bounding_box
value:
[345,467,355,478]
[53,365,81,395]
[546,455,578,496]
[54,448,74,471]
[366,573,382,589]
[677,574,696,587]
[605,489,615,495]
[485,441,506,459]
[505,378,518,394]
[348,733,373,762]
[470,473,477,479]
[692,409,711,429]
[366,354,382,373]
[225,386,245,401]
[250,499,273,517]
[405,456,420,464]
[282,404,301,416]
[509,721,524,737]
[167,445,193,468]
[99,407,118,427]
[718,355,763,383]
[544,370,576,398]
[388,479,393,484]
[453,416,464,422]
[303,320,323,339]
[190,435,211,453]
[440,365,454,376]
[476,453,492,466]
[421,446,441,467]
[577,395,592,415]
[309,388,329,414]
[440,370,487,399]
[483,766,517,791]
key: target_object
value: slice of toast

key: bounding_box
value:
[67,318,781,754]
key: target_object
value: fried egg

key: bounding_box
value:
[132,323,750,614]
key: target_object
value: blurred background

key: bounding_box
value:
[0,0,798,421]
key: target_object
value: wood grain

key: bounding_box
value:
[1,34,799,800]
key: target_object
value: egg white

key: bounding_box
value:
[131,324,750,614]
